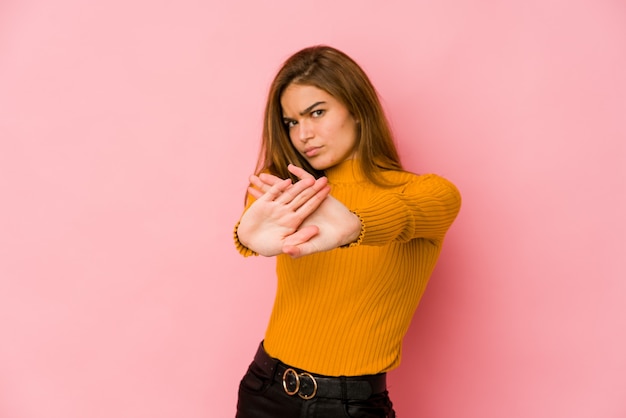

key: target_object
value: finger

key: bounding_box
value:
[282,225,320,257]
[278,174,323,199]
[288,164,316,180]
[283,241,319,259]
[282,245,302,258]
[249,175,273,193]
[251,167,316,200]
[258,172,285,186]
[286,178,329,211]
[292,184,330,216]
[257,178,292,201]
[247,186,263,199]
[275,175,327,207]
[274,176,315,205]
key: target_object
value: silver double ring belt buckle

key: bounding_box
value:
[282,368,318,400]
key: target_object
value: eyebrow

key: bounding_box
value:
[283,101,327,121]
[299,101,326,116]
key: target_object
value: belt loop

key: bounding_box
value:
[257,341,278,381]
[340,376,348,402]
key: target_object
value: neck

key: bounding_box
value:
[324,159,366,183]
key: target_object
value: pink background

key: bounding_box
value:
[1,0,625,417]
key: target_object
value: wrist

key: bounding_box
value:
[342,212,363,247]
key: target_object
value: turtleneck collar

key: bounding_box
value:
[323,159,368,184]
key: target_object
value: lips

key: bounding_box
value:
[303,146,322,158]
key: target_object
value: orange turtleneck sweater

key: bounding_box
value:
[234,159,461,376]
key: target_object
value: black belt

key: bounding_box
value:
[253,342,387,401]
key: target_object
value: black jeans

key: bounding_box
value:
[236,344,396,418]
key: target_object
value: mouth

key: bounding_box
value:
[303,146,322,158]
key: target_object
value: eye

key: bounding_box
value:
[283,119,297,128]
[311,109,325,118]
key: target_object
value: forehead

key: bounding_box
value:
[280,84,335,113]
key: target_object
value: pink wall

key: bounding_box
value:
[1,1,624,417]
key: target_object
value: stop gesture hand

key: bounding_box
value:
[250,165,362,258]
[236,169,330,256]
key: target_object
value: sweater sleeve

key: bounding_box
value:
[233,193,259,257]
[351,174,461,246]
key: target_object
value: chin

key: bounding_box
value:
[310,161,332,171]
[305,159,325,170]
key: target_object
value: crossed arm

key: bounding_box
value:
[236,164,362,258]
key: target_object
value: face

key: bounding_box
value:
[280,83,358,171]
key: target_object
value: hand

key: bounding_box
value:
[236,169,330,257]
[254,165,362,258]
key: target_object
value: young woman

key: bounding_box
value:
[234,45,461,418]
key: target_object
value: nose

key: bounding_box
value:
[298,119,314,143]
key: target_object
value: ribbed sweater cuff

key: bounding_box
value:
[233,221,258,257]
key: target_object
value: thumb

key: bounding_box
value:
[282,244,302,258]
[282,225,319,257]
[283,241,321,258]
